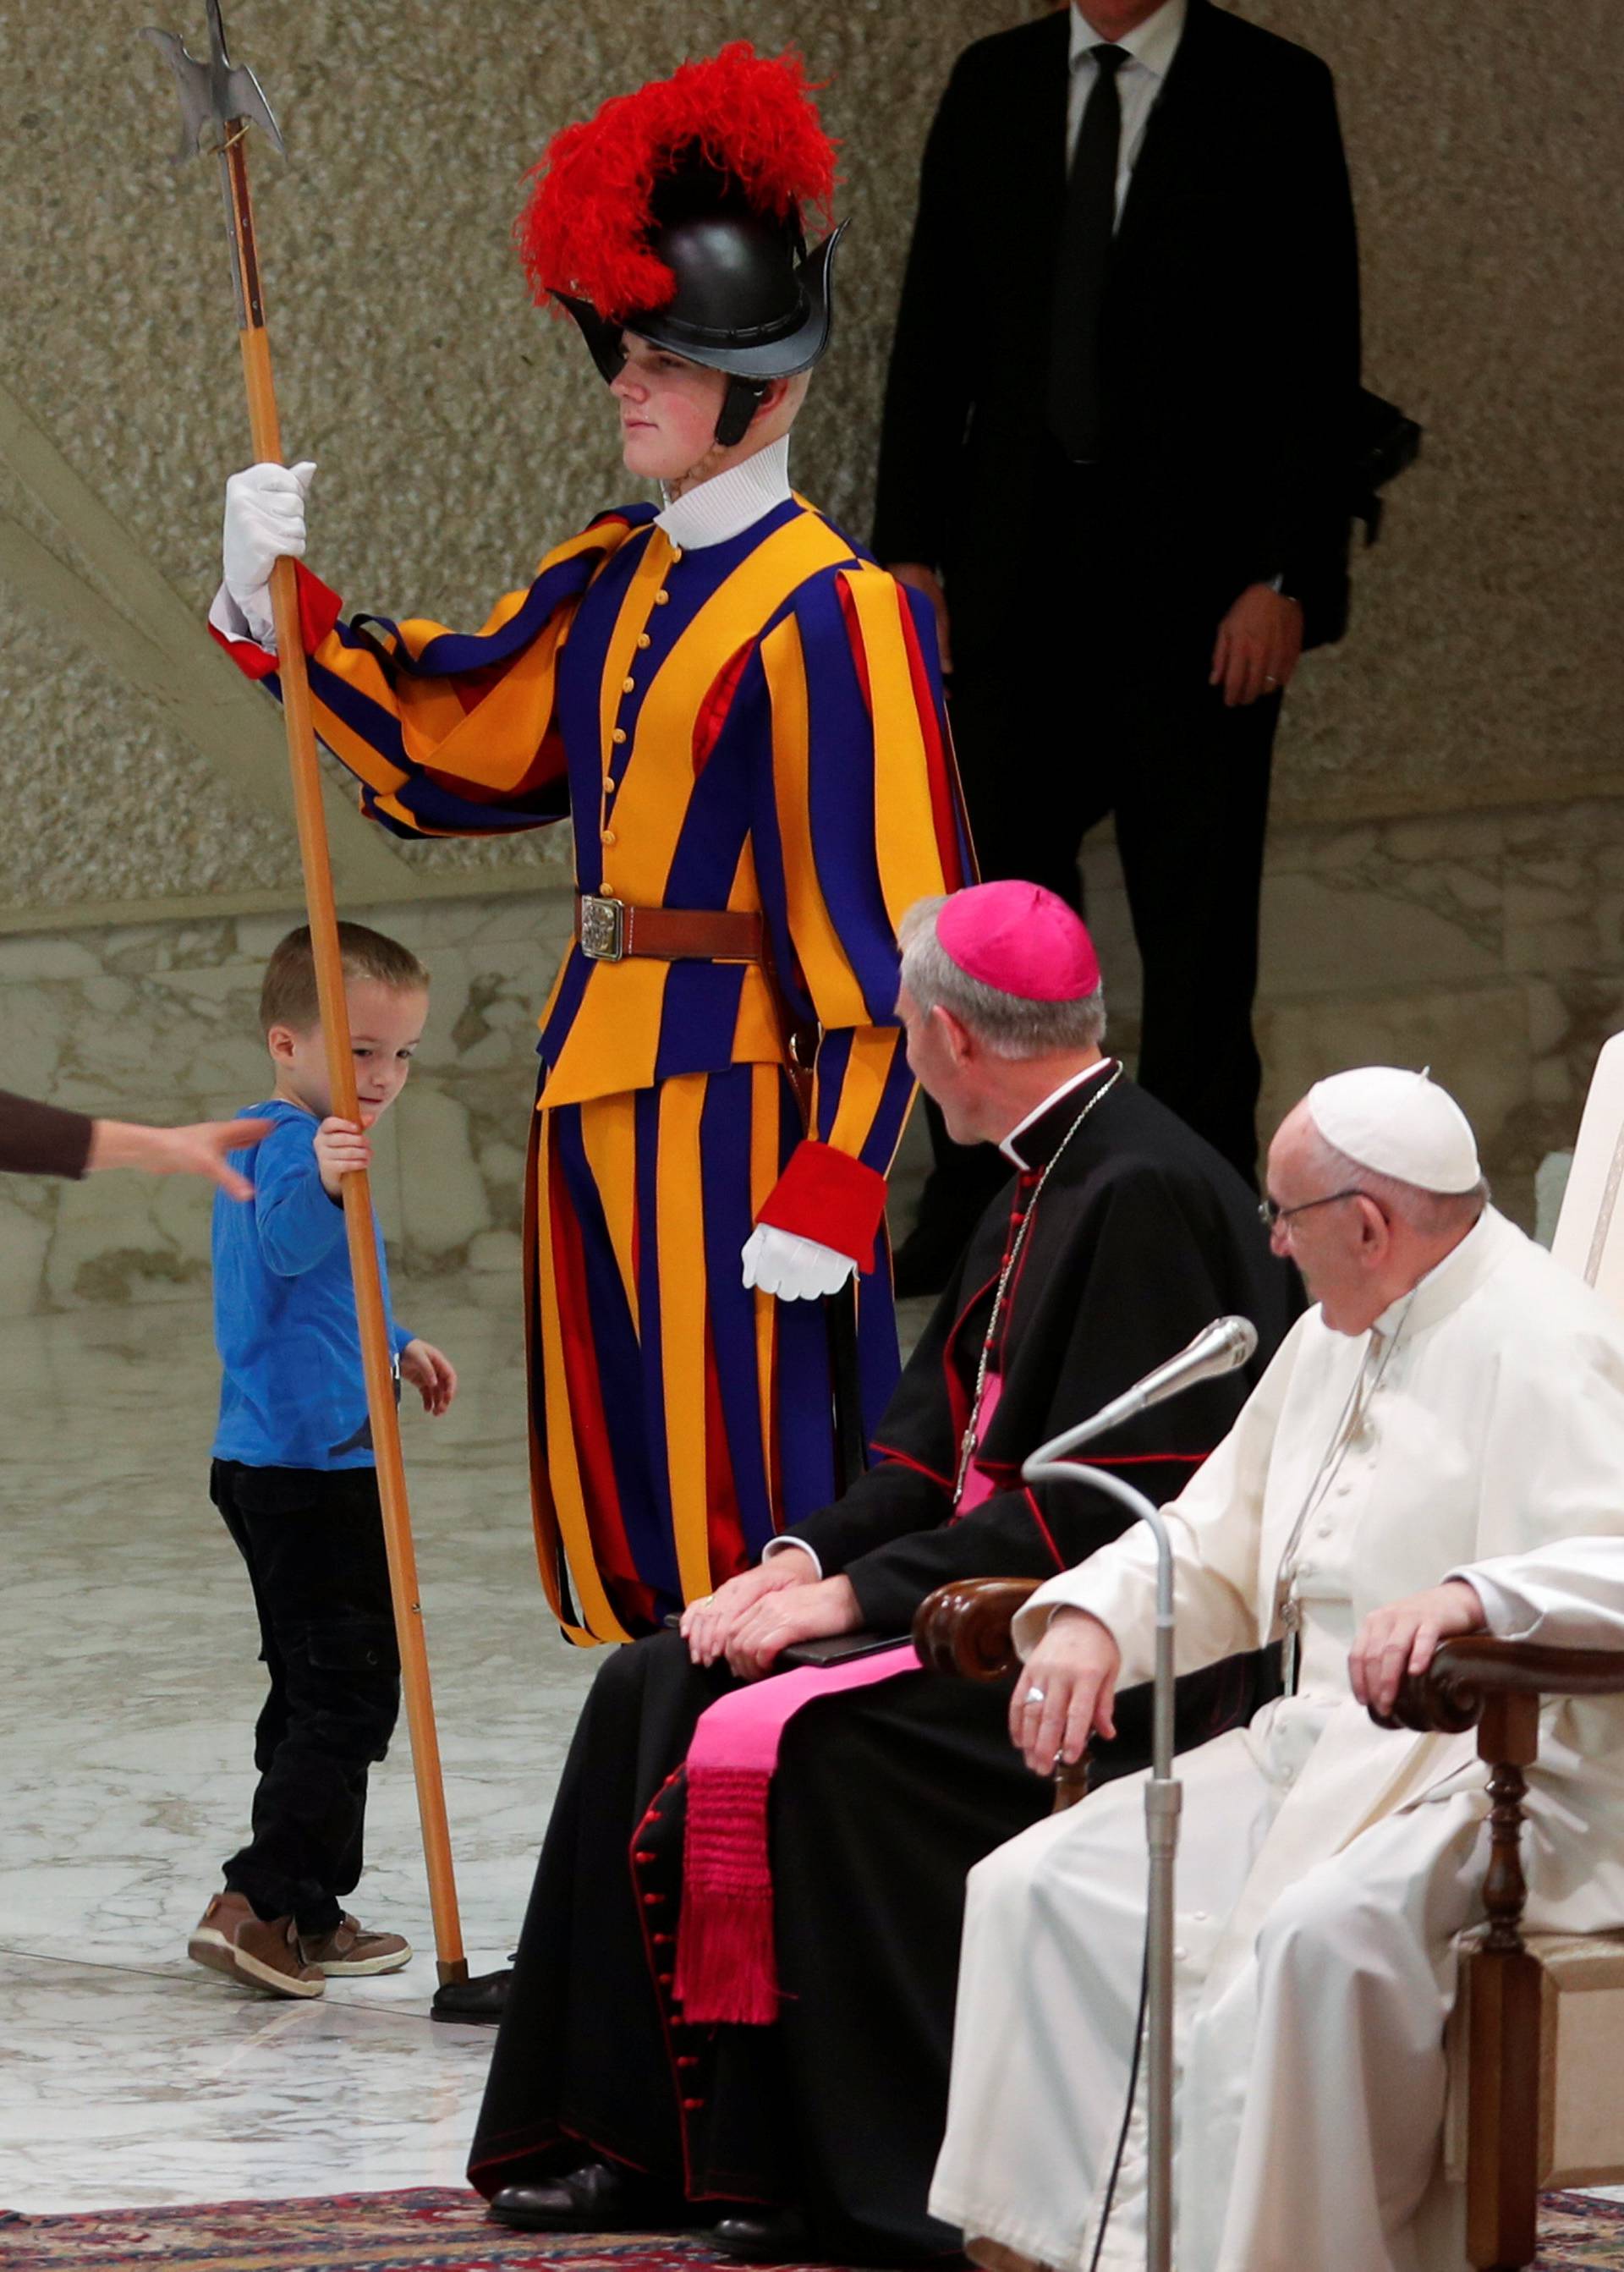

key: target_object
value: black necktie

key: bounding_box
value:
[1047,42,1128,464]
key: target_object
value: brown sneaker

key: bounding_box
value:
[188,1891,326,1999]
[298,1911,413,1977]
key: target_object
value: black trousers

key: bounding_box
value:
[914,519,1281,1246]
[211,1459,401,1934]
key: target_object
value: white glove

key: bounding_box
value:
[221,459,315,647]
[741,1223,857,1301]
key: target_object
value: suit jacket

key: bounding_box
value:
[872,0,1362,653]
[787,1072,1303,1633]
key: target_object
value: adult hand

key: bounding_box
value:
[1209,583,1303,709]
[889,562,953,676]
[681,1549,819,1666]
[85,1116,273,1201]
[741,1223,856,1300]
[400,1337,458,1416]
[725,1575,864,1681]
[313,1113,373,1198]
[1348,1579,1486,1717]
[1009,1606,1122,1775]
[222,459,316,634]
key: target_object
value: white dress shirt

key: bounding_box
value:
[1067,0,1188,222]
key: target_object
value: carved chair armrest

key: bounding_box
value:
[1373,1636,1624,1737]
[913,1578,1042,1682]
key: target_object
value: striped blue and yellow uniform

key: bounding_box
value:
[228,494,971,1641]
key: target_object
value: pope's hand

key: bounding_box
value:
[1348,1579,1486,1718]
[680,1549,819,1666]
[222,459,316,642]
[725,1574,863,1680]
[1010,1607,1122,1775]
[741,1223,856,1300]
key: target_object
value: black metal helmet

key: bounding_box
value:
[518,45,846,446]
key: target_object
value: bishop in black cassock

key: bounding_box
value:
[469,885,1299,2262]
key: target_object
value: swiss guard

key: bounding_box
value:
[209,43,973,1644]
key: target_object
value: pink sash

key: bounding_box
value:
[674,1371,1006,2023]
[674,1643,920,2023]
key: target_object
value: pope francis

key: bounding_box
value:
[930,1067,1624,2272]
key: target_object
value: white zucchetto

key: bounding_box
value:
[1307,1066,1481,1194]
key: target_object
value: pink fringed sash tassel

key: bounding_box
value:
[674,1643,920,2024]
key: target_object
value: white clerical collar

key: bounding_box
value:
[656,438,793,551]
[1000,1057,1116,1169]
[1369,1205,1511,1342]
[1070,0,1187,80]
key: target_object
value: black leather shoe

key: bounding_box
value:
[711,2209,815,2262]
[431,1965,512,2025]
[487,2163,694,2232]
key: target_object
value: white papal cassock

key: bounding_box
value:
[930,1208,1624,2272]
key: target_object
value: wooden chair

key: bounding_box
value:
[1377,1634,1624,2271]
[913,1581,1624,2272]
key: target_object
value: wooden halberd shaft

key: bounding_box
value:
[218,127,467,1986]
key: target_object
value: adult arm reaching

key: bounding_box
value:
[3,1089,270,1197]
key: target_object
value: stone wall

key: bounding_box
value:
[3,791,1618,1317]
[1,0,1618,1313]
[1,0,1619,918]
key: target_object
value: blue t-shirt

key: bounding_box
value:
[211,1099,413,1470]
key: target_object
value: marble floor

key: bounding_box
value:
[0,1292,597,2213]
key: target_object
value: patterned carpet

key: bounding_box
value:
[0,2188,1620,2269]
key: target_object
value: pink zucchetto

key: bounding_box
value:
[935,881,1101,1002]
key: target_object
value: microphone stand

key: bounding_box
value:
[1018,1451,1180,2272]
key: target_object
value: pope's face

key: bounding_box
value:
[1264,1103,1389,1336]
[612,335,728,481]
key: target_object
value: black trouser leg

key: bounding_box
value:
[895,657,1113,1279]
[211,1460,400,1936]
[1111,668,1280,1185]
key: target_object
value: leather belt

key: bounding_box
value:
[575,895,765,965]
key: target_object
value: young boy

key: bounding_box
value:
[189,920,457,1999]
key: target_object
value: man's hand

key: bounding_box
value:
[681,1550,820,1666]
[1210,584,1303,709]
[1349,1580,1487,1717]
[401,1338,458,1416]
[313,1114,374,1198]
[725,1575,864,1681]
[86,1116,272,1201]
[888,563,952,676]
[1010,1606,1122,1775]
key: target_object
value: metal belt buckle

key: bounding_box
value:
[579,895,626,962]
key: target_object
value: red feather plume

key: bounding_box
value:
[517,41,837,319]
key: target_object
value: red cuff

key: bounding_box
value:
[207,563,343,683]
[755,1139,888,1271]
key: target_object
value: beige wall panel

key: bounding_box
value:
[0,1,1616,914]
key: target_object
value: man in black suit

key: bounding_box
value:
[876,0,1360,1287]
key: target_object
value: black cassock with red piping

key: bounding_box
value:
[469,1069,1299,2261]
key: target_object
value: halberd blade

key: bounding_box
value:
[141,0,284,166]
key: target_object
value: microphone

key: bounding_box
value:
[1022,1315,1258,1477]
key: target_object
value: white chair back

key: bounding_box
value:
[1552,1033,1624,1313]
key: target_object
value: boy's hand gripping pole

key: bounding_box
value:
[143,1,467,1987]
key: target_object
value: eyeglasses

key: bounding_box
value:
[1257,1188,1369,1232]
